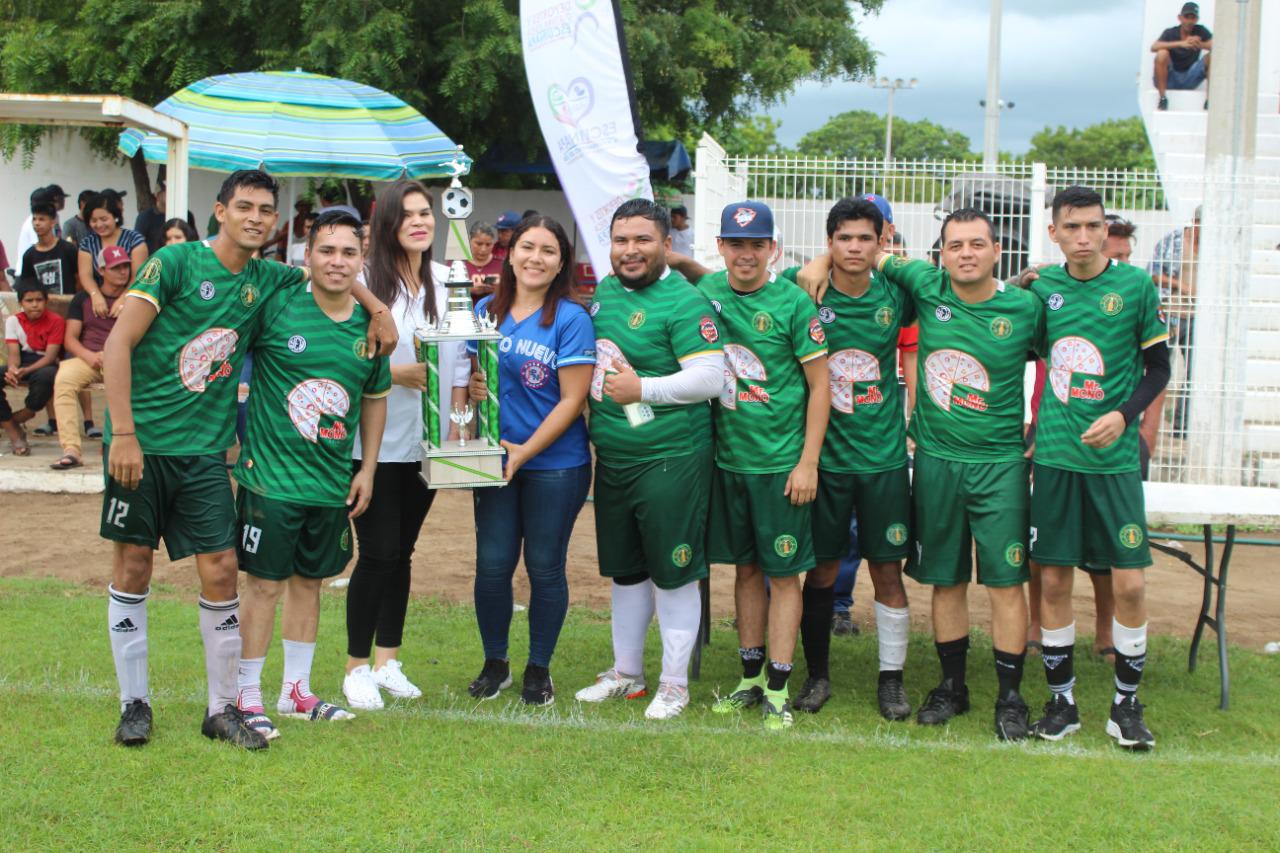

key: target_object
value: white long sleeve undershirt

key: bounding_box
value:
[638,352,724,405]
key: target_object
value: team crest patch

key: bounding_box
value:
[239,282,259,307]
[889,254,909,269]
[699,316,719,343]
[140,257,162,286]
[288,335,307,353]
[521,360,550,389]
[1048,293,1065,311]
[1100,292,1124,316]
[886,523,908,546]
[733,207,758,228]
[808,317,826,345]
[752,311,773,334]
[710,299,723,314]
[989,316,1013,340]
[874,306,894,328]
[628,310,646,329]
[774,534,798,558]
[589,301,600,317]
[1157,304,1167,325]
[340,527,351,551]
[1004,541,1025,567]
[671,544,692,568]
[935,306,952,322]
[1118,524,1144,549]
[199,280,216,301]
[818,306,836,324]
[352,339,368,360]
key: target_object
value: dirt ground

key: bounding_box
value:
[1,485,1276,649]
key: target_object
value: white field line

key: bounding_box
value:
[3,671,1277,769]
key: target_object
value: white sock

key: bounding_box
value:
[282,639,316,694]
[611,579,655,678]
[1112,619,1148,704]
[199,596,242,717]
[237,657,265,710]
[654,581,701,687]
[108,585,150,710]
[874,601,910,672]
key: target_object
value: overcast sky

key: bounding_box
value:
[770,0,1151,154]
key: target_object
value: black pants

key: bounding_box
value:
[0,364,57,422]
[346,461,436,658]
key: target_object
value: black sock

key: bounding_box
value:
[935,636,969,690]
[84,419,94,429]
[739,646,766,680]
[1043,643,1076,702]
[994,648,1026,696]
[800,584,834,680]
[878,670,903,685]
[1114,651,1146,703]
[766,660,793,692]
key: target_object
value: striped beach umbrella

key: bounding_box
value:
[118,70,470,179]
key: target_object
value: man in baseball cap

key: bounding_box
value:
[1151,2,1212,111]
[717,200,775,240]
[493,210,521,260]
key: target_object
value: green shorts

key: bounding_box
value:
[907,452,1030,588]
[709,468,815,578]
[236,489,354,581]
[100,448,236,561]
[1030,464,1152,570]
[593,448,712,590]
[813,467,911,563]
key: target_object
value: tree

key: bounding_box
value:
[1026,117,1156,172]
[710,115,784,158]
[795,110,976,162]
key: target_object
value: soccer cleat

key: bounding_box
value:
[468,658,513,700]
[762,688,793,730]
[712,675,765,714]
[792,676,832,713]
[916,679,970,725]
[877,676,912,721]
[644,682,690,720]
[278,681,355,721]
[994,689,1031,741]
[520,664,554,707]
[114,699,152,746]
[831,611,859,636]
[1106,695,1155,750]
[574,669,647,703]
[342,665,384,710]
[1031,694,1081,741]
[1157,96,1169,111]
[371,659,422,699]
[202,704,268,750]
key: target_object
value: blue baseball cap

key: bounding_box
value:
[718,201,774,239]
[496,210,521,229]
[861,194,894,224]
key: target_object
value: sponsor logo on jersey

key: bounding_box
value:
[721,344,767,409]
[828,348,881,413]
[179,327,239,392]
[352,339,368,360]
[521,360,550,389]
[340,527,351,551]
[808,317,826,345]
[733,207,758,228]
[989,316,1013,339]
[935,305,952,322]
[699,316,719,343]
[710,299,723,314]
[924,348,990,412]
[140,257,162,286]
[1157,303,1167,325]
[199,280,216,301]
[752,311,773,334]
[874,306,894,328]
[628,310,646,329]
[738,384,771,403]
[589,301,600,317]
[671,544,693,568]
[1100,292,1124,316]
[288,335,307,354]
[1004,541,1025,567]
[1049,336,1106,405]
[239,282,259,307]
[886,523,908,546]
[1118,523,1144,549]
[818,306,836,324]
[288,378,352,443]
[774,534,798,558]
[1048,293,1065,311]
[591,339,634,402]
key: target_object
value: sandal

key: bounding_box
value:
[50,453,83,470]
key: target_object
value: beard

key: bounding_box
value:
[615,261,662,290]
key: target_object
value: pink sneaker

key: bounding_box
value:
[277,680,355,721]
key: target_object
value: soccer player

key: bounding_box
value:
[574,199,723,721]
[232,211,391,739]
[1027,186,1169,749]
[101,169,395,749]
[702,201,829,730]
[781,197,914,720]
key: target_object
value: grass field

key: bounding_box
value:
[2,577,1277,851]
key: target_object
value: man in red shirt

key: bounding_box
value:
[3,279,65,454]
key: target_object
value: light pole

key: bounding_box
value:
[871,77,918,166]
[982,0,1003,166]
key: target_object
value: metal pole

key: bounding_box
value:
[982,0,1003,167]
[884,87,895,166]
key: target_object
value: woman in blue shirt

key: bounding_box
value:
[466,215,595,706]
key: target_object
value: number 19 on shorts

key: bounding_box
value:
[241,524,262,555]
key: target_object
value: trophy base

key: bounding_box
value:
[419,439,508,489]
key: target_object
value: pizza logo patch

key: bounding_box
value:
[139,257,162,286]
[935,305,952,322]
[774,534,798,558]
[521,360,550,389]
[628,310,646,329]
[808,318,826,345]
[1047,293,1065,311]
[886,523,908,546]
[591,339,634,401]
[1049,336,1105,404]
[199,280,216,301]
[671,544,692,568]
[287,378,351,443]
[179,328,239,392]
[874,306,894,328]
[699,316,719,343]
[924,348,990,412]
[989,316,1013,340]
[828,349,881,413]
[752,311,773,334]
[1119,524,1144,549]
[721,344,768,409]
[733,207,758,228]
[1100,292,1124,316]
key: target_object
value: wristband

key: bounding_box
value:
[113,431,135,436]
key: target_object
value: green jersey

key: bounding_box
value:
[108,241,304,454]
[779,267,914,473]
[234,287,391,507]
[700,271,828,473]
[587,269,723,465]
[1030,260,1168,473]
[877,256,1045,462]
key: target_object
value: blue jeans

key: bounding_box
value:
[473,463,592,667]
[833,516,861,614]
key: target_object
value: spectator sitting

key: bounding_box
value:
[16,185,65,262]
[77,193,148,319]
[162,218,199,247]
[20,199,79,295]
[493,210,520,261]
[669,205,694,255]
[464,222,504,301]
[63,190,96,250]
[2,279,64,456]
[134,179,198,253]
[49,246,131,469]
[1152,2,1212,111]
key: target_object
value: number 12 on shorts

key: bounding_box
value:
[106,498,130,528]
[242,524,262,555]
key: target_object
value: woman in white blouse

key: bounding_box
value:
[343,180,468,709]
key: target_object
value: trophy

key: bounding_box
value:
[414,177,507,489]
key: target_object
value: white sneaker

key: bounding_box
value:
[644,682,689,720]
[343,665,384,710]
[574,668,647,703]
[372,659,422,699]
